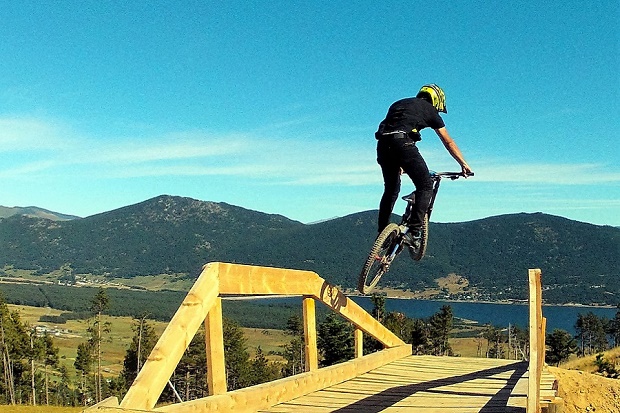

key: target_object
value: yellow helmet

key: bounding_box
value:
[416,84,447,113]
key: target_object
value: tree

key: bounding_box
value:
[121,316,158,390]
[507,325,529,360]
[545,329,577,366]
[317,312,354,366]
[248,346,280,385]
[608,304,620,348]
[223,318,250,390]
[0,294,30,405]
[74,341,94,405]
[89,288,110,402]
[410,318,430,355]
[482,325,505,358]
[363,295,387,355]
[55,365,76,407]
[370,294,386,323]
[428,305,453,356]
[575,312,608,356]
[594,353,619,378]
[40,333,59,405]
[281,314,305,376]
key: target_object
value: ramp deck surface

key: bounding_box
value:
[259,355,556,413]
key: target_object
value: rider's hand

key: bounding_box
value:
[461,163,473,177]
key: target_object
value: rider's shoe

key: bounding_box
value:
[404,229,422,259]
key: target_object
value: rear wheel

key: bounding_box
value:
[358,223,401,294]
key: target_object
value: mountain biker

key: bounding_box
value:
[375,84,473,248]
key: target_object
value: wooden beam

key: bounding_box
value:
[218,262,320,295]
[154,345,411,413]
[312,281,404,348]
[527,268,542,413]
[303,296,318,372]
[120,262,221,410]
[215,263,405,348]
[205,297,226,395]
[354,328,363,358]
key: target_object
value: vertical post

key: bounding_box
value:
[527,268,542,413]
[354,328,364,358]
[303,296,318,371]
[205,297,227,395]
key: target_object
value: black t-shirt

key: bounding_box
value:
[377,97,445,138]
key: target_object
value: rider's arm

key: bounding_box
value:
[434,127,473,175]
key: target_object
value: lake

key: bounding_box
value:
[253,296,618,335]
[352,297,617,334]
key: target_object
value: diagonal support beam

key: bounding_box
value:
[120,262,221,410]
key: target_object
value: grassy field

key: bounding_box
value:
[560,346,620,373]
[0,406,82,413]
[9,304,290,380]
[10,302,491,382]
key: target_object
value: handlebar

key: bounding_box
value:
[430,171,474,180]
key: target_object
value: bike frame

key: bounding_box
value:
[390,172,469,261]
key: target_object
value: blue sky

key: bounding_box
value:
[1,1,618,226]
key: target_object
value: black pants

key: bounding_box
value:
[376,134,433,233]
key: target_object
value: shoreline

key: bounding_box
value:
[222,293,617,310]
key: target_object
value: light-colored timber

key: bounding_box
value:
[83,264,561,413]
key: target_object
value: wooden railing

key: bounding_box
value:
[85,262,411,412]
[527,268,560,413]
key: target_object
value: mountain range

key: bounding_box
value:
[1,195,618,305]
[0,205,79,221]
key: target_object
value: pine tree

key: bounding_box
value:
[545,329,577,366]
[248,346,280,385]
[74,341,94,405]
[575,312,608,355]
[0,294,30,405]
[223,318,250,390]
[428,305,453,356]
[410,318,430,355]
[317,312,354,366]
[282,314,305,376]
[89,288,110,402]
[40,332,59,405]
[121,315,157,389]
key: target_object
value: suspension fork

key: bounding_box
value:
[426,176,443,221]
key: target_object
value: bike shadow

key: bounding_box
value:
[318,280,348,312]
[328,361,527,413]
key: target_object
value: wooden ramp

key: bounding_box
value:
[83,265,561,413]
[259,355,557,413]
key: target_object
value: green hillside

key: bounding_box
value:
[1,195,618,305]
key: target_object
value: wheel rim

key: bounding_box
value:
[359,224,401,294]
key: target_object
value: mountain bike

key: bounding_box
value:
[358,171,473,294]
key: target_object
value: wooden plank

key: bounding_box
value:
[205,297,226,395]
[303,296,318,372]
[260,355,529,413]
[120,262,221,410]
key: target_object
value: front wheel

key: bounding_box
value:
[358,223,401,294]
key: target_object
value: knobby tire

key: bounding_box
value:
[358,223,401,294]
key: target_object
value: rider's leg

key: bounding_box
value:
[399,143,433,232]
[377,140,401,233]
